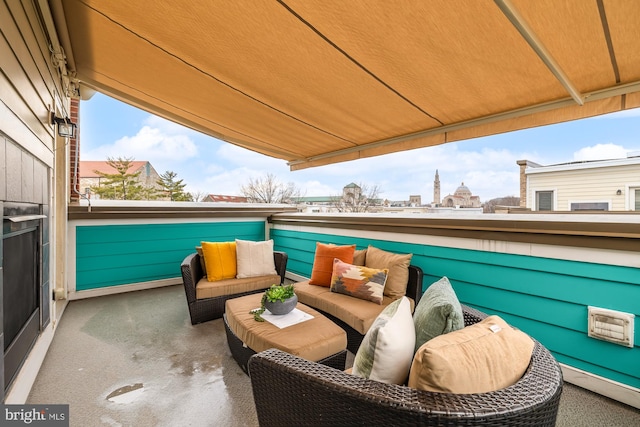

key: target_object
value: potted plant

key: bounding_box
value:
[250,284,297,321]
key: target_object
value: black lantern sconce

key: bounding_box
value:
[616,189,622,196]
[50,113,77,138]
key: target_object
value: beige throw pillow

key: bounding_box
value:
[235,239,277,278]
[353,248,367,266]
[408,315,534,394]
[352,297,415,384]
[365,246,412,299]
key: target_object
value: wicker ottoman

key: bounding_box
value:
[224,293,347,373]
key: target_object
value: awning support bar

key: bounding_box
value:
[494,0,584,106]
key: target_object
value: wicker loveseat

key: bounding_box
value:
[180,251,287,324]
[297,264,423,354]
[249,304,563,426]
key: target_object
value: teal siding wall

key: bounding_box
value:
[76,221,266,290]
[271,228,640,390]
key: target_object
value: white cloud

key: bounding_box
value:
[83,124,198,164]
[573,143,628,161]
[82,116,202,184]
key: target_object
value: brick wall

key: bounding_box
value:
[69,98,80,202]
[517,161,526,207]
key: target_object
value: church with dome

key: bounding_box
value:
[433,170,482,208]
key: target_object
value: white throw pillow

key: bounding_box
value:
[235,239,277,278]
[352,296,416,384]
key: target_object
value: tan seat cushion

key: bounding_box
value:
[225,293,347,362]
[195,274,279,299]
[295,281,414,334]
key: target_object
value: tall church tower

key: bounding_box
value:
[433,169,441,205]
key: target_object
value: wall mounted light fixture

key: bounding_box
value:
[50,113,77,138]
[616,189,622,196]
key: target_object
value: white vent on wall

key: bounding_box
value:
[588,306,634,348]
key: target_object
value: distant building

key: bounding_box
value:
[292,183,384,212]
[79,160,162,197]
[517,153,640,211]
[201,194,248,203]
[291,196,334,212]
[433,169,441,205]
[441,182,482,208]
[430,169,483,209]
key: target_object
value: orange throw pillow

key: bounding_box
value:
[309,243,356,287]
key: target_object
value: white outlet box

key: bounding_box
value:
[588,306,634,348]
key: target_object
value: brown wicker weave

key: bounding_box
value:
[248,305,563,427]
[180,251,288,325]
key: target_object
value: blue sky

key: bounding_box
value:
[80,92,640,202]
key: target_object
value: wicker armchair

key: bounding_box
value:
[249,305,563,426]
[180,251,287,324]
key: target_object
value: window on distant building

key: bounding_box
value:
[570,202,609,211]
[536,191,554,211]
[634,188,640,211]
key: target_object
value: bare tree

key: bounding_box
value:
[331,182,382,213]
[483,196,520,213]
[240,173,303,203]
[189,190,207,202]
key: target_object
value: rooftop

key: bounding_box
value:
[26,285,640,426]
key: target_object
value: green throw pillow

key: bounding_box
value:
[413,276,465,352]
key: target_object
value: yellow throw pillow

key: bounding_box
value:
[408,315,534,394]
[201,241,237,282]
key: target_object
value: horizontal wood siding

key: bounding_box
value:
[0,0,58,167]
[76,221,267,290]
[271,228,640,390]
[529,164,640,211]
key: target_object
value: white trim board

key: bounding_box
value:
[67,277,181,300]
[271,224,640,268]
[561,364,640,410]
[285,272,309,283]
[68,217,268,227]
[4,324,55,404]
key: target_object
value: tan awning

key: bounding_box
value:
[53,0,640,170]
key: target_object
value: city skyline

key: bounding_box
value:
[80,93,640,202]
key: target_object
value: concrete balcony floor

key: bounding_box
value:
[27,285,640,426]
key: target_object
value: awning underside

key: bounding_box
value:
[55,0,640,170]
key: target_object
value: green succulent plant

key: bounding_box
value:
[250,284,296,321]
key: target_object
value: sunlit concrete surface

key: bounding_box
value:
[27,285,640,426]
